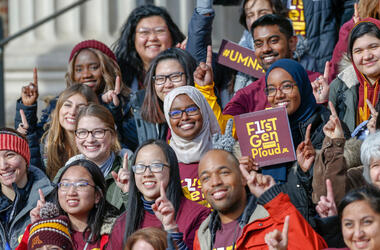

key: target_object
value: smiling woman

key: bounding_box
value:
[338,186,380,250]
[0,128,55,250]
[163,86,220,205]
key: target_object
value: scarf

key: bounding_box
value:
[351,18,380,124]
[164,86,221,164]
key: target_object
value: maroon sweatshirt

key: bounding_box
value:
[106,197,210,249]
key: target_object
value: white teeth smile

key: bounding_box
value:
[67,200,79,206]
[277,102,288,106]
[180,123,194,130]
[1,171,15,177]
[85,146,98,150]
[66,118,76,123]
[212,191,227,200]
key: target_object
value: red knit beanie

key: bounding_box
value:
[69,39,117,63]
[0,130,30,166]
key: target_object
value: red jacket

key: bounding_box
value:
[193,193,327,249]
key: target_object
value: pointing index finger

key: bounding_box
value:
[115,76,121,95]
[38,189,45,203]
[328,101,338,117]
[20,109,28,127]
[326,179,334,201]
[366,99,377,116]
[160,181,167,200]
[305,124,312,144]
[206,45,212,66]
[33,67,38,89]
[282,215,290,236]
[323,61,330,80]
[122,153,128,170]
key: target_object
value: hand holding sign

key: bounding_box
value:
[240,164,275,198]
[264,215,290,250]
[296,124,315,173]
[21,68,39,106]
[366,99,378,134]
[194,45,214,86]
[152,182,178,232]
[311,61,330,104]
[101,76,121,107]
[30,189,46,223]
[111,153,130,193]
[17,109,29,135]
[239,155,259,172]
[316,179,337,218]
[323,102,344,139]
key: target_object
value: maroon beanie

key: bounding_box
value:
[69,39,117,63]
[0,130,30,166]
[28,203,73,250]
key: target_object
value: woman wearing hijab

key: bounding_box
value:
[163,86,220,206]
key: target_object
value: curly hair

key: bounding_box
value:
[113,5,185,89]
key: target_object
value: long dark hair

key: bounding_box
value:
[348,21,380,59]
[113,5,185,88]
[140,48,197,123]
[124,139,183,242]
[55,159,116,244]
[338,186,380,220]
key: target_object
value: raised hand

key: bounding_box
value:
[316,179,337,218]
[311,61,330,104]
[111,153,130,193]
[264,215,290,250]
[240,163,275,198]
[101,76,121,106]
[296,124,315,173]
[239,155,259,173]
[353,3,360,24]
[175,37,188,50]
[152,182,178,232]
[30,189,46,223]
[193,45,213,86]
[366,99,378,134]
[323,101,344,139]
[17,109,29,135]
[212,118,236,152]
[21,67,39,106]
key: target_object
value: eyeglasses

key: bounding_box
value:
[168,106,200,119]
[57,181,96,192]
[264,82,297,97]
[132,163,169,174]
[136,27,168,38]
[153,72,185,85]
[75,128,110,139]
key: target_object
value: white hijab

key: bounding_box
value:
[164,86,221,163]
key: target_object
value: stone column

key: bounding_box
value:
[4,0,243,126]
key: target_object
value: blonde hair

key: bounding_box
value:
[75,103,121,153]
[65,48,131,98]
[358,0,380,19]
[43,84,99,179]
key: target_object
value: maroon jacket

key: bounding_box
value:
[106,197,210,249]
[223,71,321,116]
[328,18,355,83]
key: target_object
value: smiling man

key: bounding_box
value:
[193,149,327,250]
[223,14,321,116]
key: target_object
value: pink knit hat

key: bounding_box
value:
[0,130,30,166]
[69,39,117,63]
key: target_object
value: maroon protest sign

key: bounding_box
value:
[217,39,265,78]
[234,107,296,167]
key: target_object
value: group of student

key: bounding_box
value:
[1,0,380,249]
